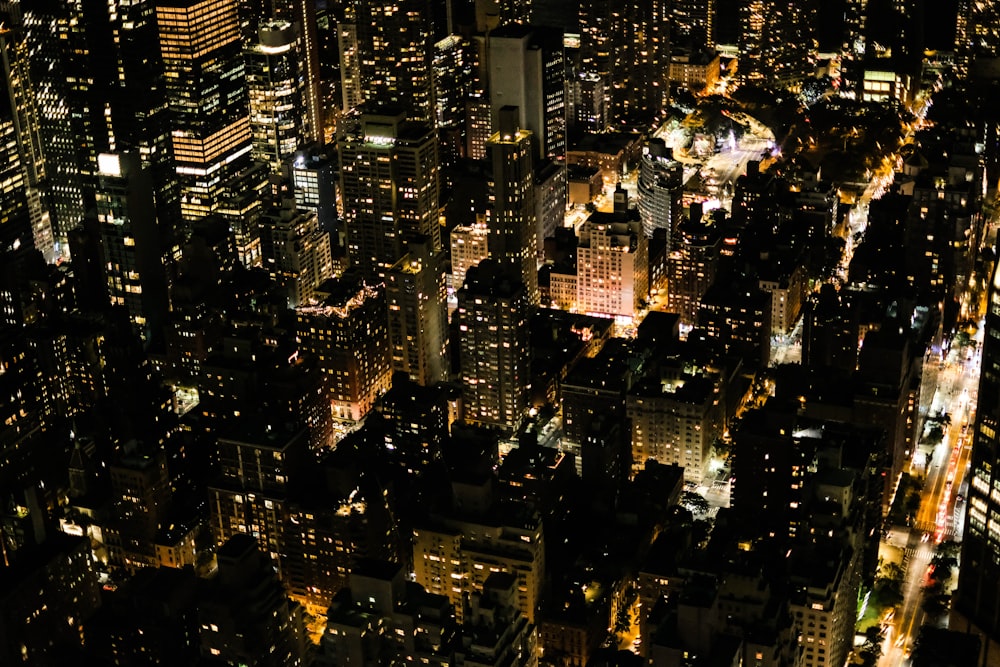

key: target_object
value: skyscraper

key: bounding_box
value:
[338,112,440,281]
[456,259,530,432]
[487,108,538,305]
[238,0,323,144]
[157,0,253,226]
[346,0,436,122]
[955,0,1000,77]
[956,259,1000,642]
[96,152,169,346]
[637,139,683,244]
[739,0,818,89]
[247,22,306,173]
[386,237,449,386]
[672,0,716,48]
[578,0,667,125]
[486,25,566,160]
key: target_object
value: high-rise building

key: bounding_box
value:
[247,22,306,173]
[433,34,478,167]
[486,25,566,160]
[667,208,722,327]
[21,0,100,255]
[456,259,530,432]
[238,0,322,143]
[0,57,32,263]
[386,237,449,386]
[449,217,491,291]
[346,0,436,122]
[296,273,392,423]
[956,259,1000,643]
[578,0,667,125]
[0,14,52,262]
[413,505,544,624]
[955,0,1000,77]
[96,152,170,345]
[157,0,254,227]
[259,204,334,308]
[672,0,716,48]
[488,108,538,305]
[637,139,683,243]
[105,443,172,572]
[575,214,648,320]
[338,112,440,281]
[739,0,818,89]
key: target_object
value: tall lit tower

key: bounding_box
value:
[22,0,101,256]
[637,139,683,244]
[956,258,1000,642]
[247,22,306,173]
[337,112,440,281]
[96,152,169,346]
[578,0,667,125]
[348,0,436,122]
[238,0,323,144]
[0,14,52,261]
[739,0,818,89]
[457,259,530,432]
[955,0,1000,77]
[386,237,449,386]
[157,0,253,227]
[487,107,538,306]
[487,25,566,160]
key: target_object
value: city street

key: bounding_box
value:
[877,328,982,666]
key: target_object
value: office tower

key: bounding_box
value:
[450,217,491,290]
[296,273,392,422]
[673,0,716,48]
[338,112,441,281]
[456,259,530,432]
[107,0,183,256]
[386,237,449,386]
[96,152,170,345]
[486,25,566,160]
[0,16,52,262]
[199,534,307,667]
[575,214,648,320]
[667,208,722,327]
[157,0,253,227]
[21,1,99,255]
[247,22,306,173]
[259,204,334,308]
[578,0,667,125]
[238,0,322,143]
[739,0,818,88]
[0,61,31,261]
[345,0,435,122]
[21,0,180,257]
[955,0,1000,77]
[488,108,538,305]
[637,139,683,244]
[337,17,363,113]
[380,376,449,474]
[286,146,337,234]
[955,260,1000,641]
[570,72,608,134]
[433,34,478,167]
